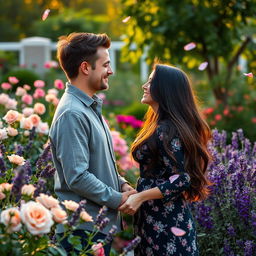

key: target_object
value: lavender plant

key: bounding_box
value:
[192,129,256,255]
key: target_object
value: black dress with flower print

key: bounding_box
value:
[134,122,199,256]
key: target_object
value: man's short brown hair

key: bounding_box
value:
[57,32,111,79]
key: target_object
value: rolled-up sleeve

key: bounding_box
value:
[156,126,191,203]
[52,111,122,209]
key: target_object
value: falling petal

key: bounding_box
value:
[171,227,186,236]
[169,174,179,183]
[184,42,196,51]
[243,72,253,78]
[42,9,50,21]
[198,62,208,71]
[122,16,131,23]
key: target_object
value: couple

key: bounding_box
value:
[49,32,212,256]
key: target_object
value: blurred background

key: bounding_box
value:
[0,1,256,255]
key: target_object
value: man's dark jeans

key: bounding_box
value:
[58,229,111,256]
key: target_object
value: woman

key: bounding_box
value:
[119,64,212,255]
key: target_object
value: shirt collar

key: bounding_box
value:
[65,83,103,113]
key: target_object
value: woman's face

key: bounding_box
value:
[141,70,158,110]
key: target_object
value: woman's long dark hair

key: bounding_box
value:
[131,64,212,202]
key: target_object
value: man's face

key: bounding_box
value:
[88,47,113,93]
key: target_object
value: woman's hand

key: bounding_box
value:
[118,193,144,215]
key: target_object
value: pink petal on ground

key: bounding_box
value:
[198,62,208,71]
[169,174,180,183]
[42,9,50,21]
[184,42,196,51]
[122,16,131,23]
[171,227,186,236]
[243,72,253,78]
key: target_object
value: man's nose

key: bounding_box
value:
[108,66,113,75]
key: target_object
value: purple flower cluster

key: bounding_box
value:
[116,115,144,129]
[192,129,256,255]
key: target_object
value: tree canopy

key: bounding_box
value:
[121,0,256,104]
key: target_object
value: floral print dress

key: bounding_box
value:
[134,124,199,256]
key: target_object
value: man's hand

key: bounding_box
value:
[119,190,137,207]
[121,183,135,192]
[118,193,144,215]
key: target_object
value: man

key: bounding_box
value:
[49,32,136,255]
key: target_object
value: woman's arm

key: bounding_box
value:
[118,187,163,215]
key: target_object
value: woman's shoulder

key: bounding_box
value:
[157,119,176,135]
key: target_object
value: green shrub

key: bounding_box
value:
[1,69,40,91]
[122,102,147,120]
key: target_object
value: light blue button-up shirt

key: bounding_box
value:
[49,83,127,234]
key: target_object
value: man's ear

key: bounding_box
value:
[80,61,90,75]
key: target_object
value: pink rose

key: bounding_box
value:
[36,193,60,209]
[34,80,45,88]
[5,98,18,109]
[7,154,25,166]
[62,200,79,212]
[21,184,36,196]
[91,243,105,256]
[7,127,18,137]
[22,94,33,105]
[51,207,67,223]
[22,107,34,117]
[54,79,65,90]
[35,122,49,134]
[20,201,54,235]
[15,87,27,97]
[80,210,93,222]
[20,117,33,130]
[0,128,8,140]
[34,103,46,115]
[0,93,9,105]
[3,110,20,124]
[44,60,58,69]
[1,82,12,90]
[0,207,22,233]
[29,114,41,127]
[33,88,45,99]
[8,76,19,84]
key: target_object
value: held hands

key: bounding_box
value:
[118,193,144,215]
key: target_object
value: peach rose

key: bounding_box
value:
[62,200,79,212]
[36,122,49,135]
[20,117,33,130]
[34,103,46,115]
[80,210,93,222]
[51,207,67,223]
[24,130,30,136]
[23,84,31,91]
[47,88,59,96]
[45,94,57,103]
[0,191,5,200]
[0,207,22,233]
[0,183,13,192]
[29,114,41,127]
[21,184,36,196]
[15,87,27,97]
[7,154,25,166]
[0,93,9,105]
[5,98,18,109]
[7,127,18,137]
[20,201,54,235]
[22,107,34,117]
[22,94,33,105]
[36,193,59,209]
[3,110,19,124]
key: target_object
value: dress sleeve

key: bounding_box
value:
[156,125,191,203]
